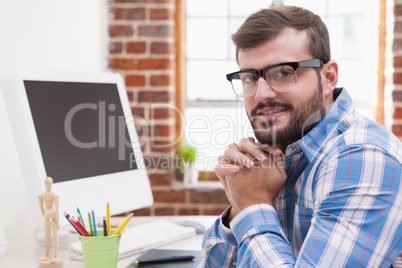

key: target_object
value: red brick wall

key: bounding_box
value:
[394,1,402,139]
[107,0,229,216]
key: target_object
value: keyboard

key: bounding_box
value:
[69,219,197,257]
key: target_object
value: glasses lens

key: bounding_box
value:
[230,72,257,98]
[265,65,296,91]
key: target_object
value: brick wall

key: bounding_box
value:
[107,0,229,216]
[394,1,402,139]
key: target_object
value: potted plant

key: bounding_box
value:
[177,143,198,185]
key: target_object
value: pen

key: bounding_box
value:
[134,255,195,265]
[76,206,86,228]
[103,217,107,236]
[106,202,111,236]
[88,212,94,236]
[113,213,133,235]
[91,209,97,237]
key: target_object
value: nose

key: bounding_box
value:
[254,77,278,102]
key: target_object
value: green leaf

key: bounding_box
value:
[179,143,196,163]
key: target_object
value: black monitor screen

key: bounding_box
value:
[24,80,137,183]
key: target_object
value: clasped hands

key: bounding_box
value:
[215,138,287,223]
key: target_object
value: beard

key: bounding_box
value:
[248,77,326,147]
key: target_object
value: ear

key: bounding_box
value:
[321,60,338,98]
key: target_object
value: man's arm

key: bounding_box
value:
[226,145,402,267]
[201,138,288,267]
[230,204,296,267]
[215,138,286,218]
[199,208,238,268]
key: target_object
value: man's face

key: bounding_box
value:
[238,29,327,148]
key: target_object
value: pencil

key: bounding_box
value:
[113,213,133,235]
[91,209,97,237]
[106,202,111,236]
[71,216,91,236]
[64,212,82,235]
[103,217,107,236]
[88,212,94,236]
[76,206,86,229]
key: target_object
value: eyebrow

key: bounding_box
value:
[239,61,293,72]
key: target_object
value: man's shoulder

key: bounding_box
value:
[337,111,402,163]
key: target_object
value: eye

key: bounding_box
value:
[268,66,295,81]
[276,70,292,77]
[239,73,257,83]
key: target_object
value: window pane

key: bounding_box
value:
[187,18,229,59]
[229,18,247,60]
[337,59,375,106]
[328,17,371,59]
[283,0,328,16]
[187,0,228,17]
[185,106,253,171]
[328,0,371,15]
[230,0,272,16]
[187,60,239,100]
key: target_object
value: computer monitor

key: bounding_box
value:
[1,71,153,246]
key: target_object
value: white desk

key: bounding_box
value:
[1,215,216,267]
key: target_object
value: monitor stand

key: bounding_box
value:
[34,227,79,249]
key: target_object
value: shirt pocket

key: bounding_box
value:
[292,203,314,256]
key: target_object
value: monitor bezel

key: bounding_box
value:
[1,70,153,235]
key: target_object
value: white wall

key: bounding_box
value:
[0,0,106,227]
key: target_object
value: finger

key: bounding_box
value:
[214,166,227,189]
[254,142,283,158]
[238,138,270,162]
[214,164,240,193]
[216,156,241,174]
[224,147,254,168]
[258,151,286,172]
[273,152,286,172]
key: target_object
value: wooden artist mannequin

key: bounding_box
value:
[38,177,63,267]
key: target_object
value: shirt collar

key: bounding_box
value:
[286,87,353,161]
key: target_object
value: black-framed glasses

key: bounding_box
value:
[226,59,323,98]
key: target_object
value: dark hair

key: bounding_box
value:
[232,6,330,64]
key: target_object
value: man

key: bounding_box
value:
[200,6,402,267]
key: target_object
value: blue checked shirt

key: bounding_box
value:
[200,88,402,267]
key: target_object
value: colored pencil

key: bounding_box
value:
[103,217,107,236]
[88,212,94,236]
[71,216,91,236]
[64,212,82,235]
[106,202,111,236]
[76,206,86,228]
[91,209,97,237]
[113,213,133,235]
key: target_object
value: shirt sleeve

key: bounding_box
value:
[199,207,238,268]
[201,145,402,267]
[230,204,296,267]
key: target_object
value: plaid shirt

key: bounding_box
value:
[200,88,402,267]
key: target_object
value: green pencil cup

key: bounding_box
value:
[79,231,121,268]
